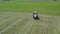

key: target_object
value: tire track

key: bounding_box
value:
[18,18,33,34]
[24,20,36,34]
[0,17,24,34]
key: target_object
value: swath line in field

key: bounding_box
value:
[0,16,7,22]
[0,16,16,25]
[0,16,7,19]
[0,17,11,25]
[0,17,24,34]
[24,21,35,34]
[18,19,33,34]
[0,12,32,17]
[0,12,60,17]
[0,16,8,21]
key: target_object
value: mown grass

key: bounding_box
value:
[0,13,60,34]
[0,16,20,32]
[0,2,60,16]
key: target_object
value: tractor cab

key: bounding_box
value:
[33,11,40,20]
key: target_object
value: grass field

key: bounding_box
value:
[0,12,60,34]
[0,2,60,15]
[0,2,60,34]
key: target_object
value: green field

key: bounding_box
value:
[0,2,60,15]
[0,2,60,34]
